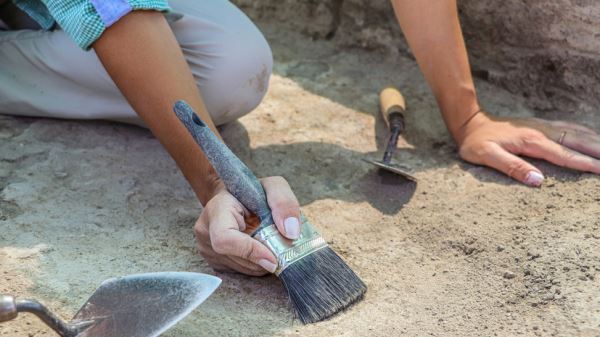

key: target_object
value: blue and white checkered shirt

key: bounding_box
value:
[12,0,170,49]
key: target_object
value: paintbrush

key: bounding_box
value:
[174,101,366,323]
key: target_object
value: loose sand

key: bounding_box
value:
[1,22,599,337]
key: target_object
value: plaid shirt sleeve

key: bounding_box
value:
[12,0,170,50]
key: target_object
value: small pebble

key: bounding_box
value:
[503,271,516,279]
[527,250,541,260]
[54,171,68,178]
[542,293,555,301]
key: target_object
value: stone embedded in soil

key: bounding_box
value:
[527,250,541,260]
[504,271,517,279]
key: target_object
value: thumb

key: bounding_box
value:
[479,143,545,187]
[261,176,302,240]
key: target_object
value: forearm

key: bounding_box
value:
[391,0,480,141]
[93,11,220,204]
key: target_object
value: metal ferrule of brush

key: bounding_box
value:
[254,218,328,276]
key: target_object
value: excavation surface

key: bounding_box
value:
[1,23,599,337]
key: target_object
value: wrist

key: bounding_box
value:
[452,110,491,146]
[436,84,481,142]
[196,173,224,206]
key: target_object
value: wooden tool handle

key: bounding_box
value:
[379,87,406,128]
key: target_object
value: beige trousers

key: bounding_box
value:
[0,0,272,126]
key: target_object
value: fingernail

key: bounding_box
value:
[525,171,544,187]
[284,217,300,239]
[258,259,277,273]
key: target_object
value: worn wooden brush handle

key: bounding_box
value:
[379,87,406,130]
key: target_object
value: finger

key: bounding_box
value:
[208,208,277,273]
[558,131,600,159]
[217,265,268,276]
[196,233,269,276]
[207,261,232,273]
[529,118,598,137]
[548,120,598,136]
[205,195,248,232]
[194,215,219,257]
[224,264,268,277]
[193,234,222,264]
[212,230,277,273]
[523,138,600,175]
[194,216,210,242]
[228,256,270,276]
[261,176,302,240]
[210,254,269,276]
[480,143,545,187]
[204,254,267,276]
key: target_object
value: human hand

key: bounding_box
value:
[456,112,600,186]
[194,176,301,276]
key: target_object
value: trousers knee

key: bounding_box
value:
[170,0,273,125]
[176,16,273,125]
[204,39,273,125]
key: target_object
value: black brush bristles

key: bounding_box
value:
[279,247,367,323]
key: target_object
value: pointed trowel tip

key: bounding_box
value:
[190,272,222,294]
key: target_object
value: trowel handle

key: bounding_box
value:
[0,295,82,337]
[379,87,406,132]
[173,101,274,232]
[0,295,17,322]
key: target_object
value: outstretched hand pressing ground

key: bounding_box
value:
[457,112,600,186]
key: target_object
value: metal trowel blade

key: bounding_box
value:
[72,272,221,337]
[363,158,418,182]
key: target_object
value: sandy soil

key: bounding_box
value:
[1,22,599,337]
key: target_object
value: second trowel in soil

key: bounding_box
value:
[364,87,417,182]
[174,101,367,324]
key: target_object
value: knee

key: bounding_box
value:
[210,35,273,125]
[184,20,273,125]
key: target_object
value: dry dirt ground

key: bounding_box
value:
[1,21,600,337]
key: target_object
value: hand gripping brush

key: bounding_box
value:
[174,101,367,324]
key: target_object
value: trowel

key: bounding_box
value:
[0,272,221,337]
[363,87,417,182]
